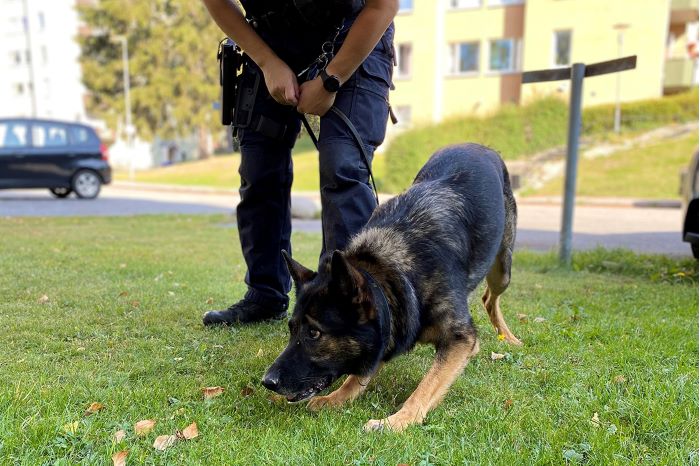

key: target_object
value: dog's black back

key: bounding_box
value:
[346,143,513,360]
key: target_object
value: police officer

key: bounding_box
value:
[201,0,398,325]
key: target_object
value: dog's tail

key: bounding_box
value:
[498,159,518,276]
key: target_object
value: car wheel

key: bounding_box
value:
[49,187,72,198]
[72,170,102,199]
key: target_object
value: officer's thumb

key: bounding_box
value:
[286,84,299,106]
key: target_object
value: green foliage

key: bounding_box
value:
[383,89,699,193]
[78,0,223,140]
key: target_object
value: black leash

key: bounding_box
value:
[299,110,380,205]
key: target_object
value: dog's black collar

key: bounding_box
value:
[359,269,392,353]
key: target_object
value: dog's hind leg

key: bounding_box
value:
[482,245,522,345]
[364,337,479,432]
[307,366,381,411]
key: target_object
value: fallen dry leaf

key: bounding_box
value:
[268,394,286,405]
[533,317,546,323]
[240,386,254,397]
[613,375,626,384]
[134,419,156,436]
[84,402,104,416]
[168,291,175,297]
[114,430,127,442]
[213,344,224,349]
[504,399,513,410]
[130,300,141,309]
[180,422,199,440]
[119,263,127,269]
[591,412,600,427]
[38,294,49,304]
[491,352,506,361]
[153,434,177,451]
[118,291,129,297]
[516,313,528,322]
[202,386,225,399]
[206,297,214,304]
[112,450,128,466]
[255,348,264,358]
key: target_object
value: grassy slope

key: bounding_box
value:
[526,132,699,199]
[0,216,697,464]
[115,149,387,193]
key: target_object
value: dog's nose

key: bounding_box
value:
[261,373,280,392]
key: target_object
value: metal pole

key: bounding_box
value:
[21,0,37,117]
[560,63,585,267]
[613,30,624,133]
[117,36,135,180]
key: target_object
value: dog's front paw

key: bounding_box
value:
[363,414,415,432]
[307,395,340,411]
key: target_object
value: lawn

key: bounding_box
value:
[525,132,698,199]
[114,146,388,193]
[0,215,697,464]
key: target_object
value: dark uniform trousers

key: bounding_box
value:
[236,23,395,310]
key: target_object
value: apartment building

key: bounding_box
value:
[0,0,86,121]
[391,0,699,126]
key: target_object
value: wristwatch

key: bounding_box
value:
[319,68,341,93]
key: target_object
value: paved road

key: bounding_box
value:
[0,187,691,257]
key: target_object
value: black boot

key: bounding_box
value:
[202,299,287,326]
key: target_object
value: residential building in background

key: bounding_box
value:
[0,0,86,122]
[391,0,699,127]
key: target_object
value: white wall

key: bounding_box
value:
[0,0,86,122]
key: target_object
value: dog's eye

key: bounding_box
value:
[309,328,321,340]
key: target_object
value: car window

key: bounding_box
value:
[0,122,29,148]
[70,126,98,145]
[32,123,68,147]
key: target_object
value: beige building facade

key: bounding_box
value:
[390,0,699,127]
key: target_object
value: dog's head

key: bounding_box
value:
[261,250,386,402]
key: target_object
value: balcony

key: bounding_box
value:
[664,58,697,91]
[670,0,698,23]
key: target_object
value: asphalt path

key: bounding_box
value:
[0,187,691,257]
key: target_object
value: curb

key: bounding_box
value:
[112,181,680,210]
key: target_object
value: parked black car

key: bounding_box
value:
[0,118,111,199]
[680,149,699,259]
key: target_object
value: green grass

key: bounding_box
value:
[526,132,698,198]
[115,147,387,193]
[0,215,697,464]
[383,89,699,193]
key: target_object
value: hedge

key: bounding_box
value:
[382,88,698,193]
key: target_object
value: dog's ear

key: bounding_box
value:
[282,250,316,285]
[330,250,365,298]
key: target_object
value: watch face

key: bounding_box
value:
[323,74,341,92]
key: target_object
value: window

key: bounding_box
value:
[449,0,481,9]
[398,0,413,12]
[70,126,97,145]
[11,50,22,65]
[488,39,520,72]
[397,43,412,78]
[0,122,29,148]
[447,42,479,75]
[488,0,524,5]
[553,30,571,66]
[38,12,45,30]
[32,123,68,147]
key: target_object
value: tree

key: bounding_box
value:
[78,0,224,156]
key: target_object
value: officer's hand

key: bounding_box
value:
[261,58,299,106]
[297,77,336,117]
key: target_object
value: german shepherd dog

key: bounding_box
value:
[262,143,521,432]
